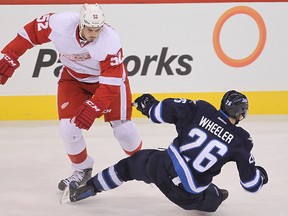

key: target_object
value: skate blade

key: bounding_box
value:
[60,186,71,204]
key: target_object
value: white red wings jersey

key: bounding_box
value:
[2,12,130,110]
[16,12,126,84]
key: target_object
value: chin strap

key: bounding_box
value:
[78,27,88,46]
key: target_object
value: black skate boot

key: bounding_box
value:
[220,189,229,201]
[58,168,92,191]
[69,181,97,202]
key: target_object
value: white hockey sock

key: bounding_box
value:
[111,120,142,155]
[59,119,94,170]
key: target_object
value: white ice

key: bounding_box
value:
[0,115,287,216]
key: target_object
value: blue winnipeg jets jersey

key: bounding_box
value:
[148,98,264,194]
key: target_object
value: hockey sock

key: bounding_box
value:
[87,166,123,192]
[59,119,94,170]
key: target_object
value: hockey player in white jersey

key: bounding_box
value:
[0,3,142,190]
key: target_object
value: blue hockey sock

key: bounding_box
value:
[88,166,123,192]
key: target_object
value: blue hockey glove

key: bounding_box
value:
[256,166,268,185]
[134,94,158,117]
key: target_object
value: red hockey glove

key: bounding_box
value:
[0,54,20,84]
[71,100,104,130]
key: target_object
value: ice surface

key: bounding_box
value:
[0,115,287,216]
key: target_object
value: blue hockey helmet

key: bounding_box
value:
[220,90,249,120]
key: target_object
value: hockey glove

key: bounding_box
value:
[256,166,268,185]
[0,53,20,85]
[71,100,104,130]
[134,94,158,117]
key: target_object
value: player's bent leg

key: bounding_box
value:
[58,119,94,190]
[67,150,162,203]
[59,119,94,169]
[161,183,226,212]
[111,120,142,155]
[80,149,157,197]
[195,183,227,212]
[115,149,158,183]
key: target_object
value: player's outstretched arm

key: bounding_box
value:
[0,53,19,85]
[134,94,159,117]
[0,35,31,84]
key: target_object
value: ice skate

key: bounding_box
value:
[58,168,92,191]
[60,181,97,204]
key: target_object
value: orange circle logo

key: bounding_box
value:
[213,6,266,67]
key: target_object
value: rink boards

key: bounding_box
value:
[0,1,287,119]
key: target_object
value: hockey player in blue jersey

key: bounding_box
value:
[62,90,268,212]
